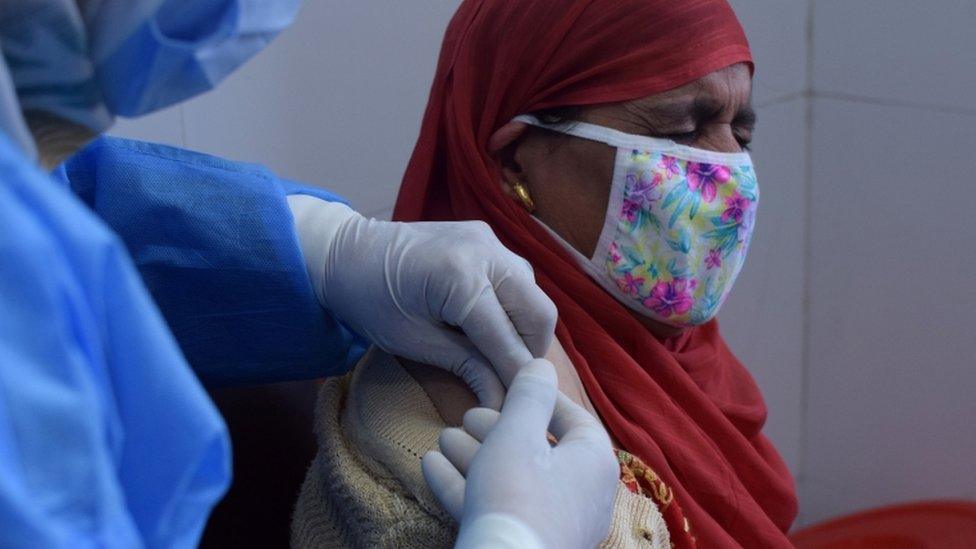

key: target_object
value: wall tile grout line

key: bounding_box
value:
[796,0,816,528]
[755,91,806,110]
[812,89,976,118]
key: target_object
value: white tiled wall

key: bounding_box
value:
[729,0,809,106]
[803,0,976,526]
[813,0,976,111]
[108,0,976,530]
[805,98,976,525]
[111,1,461,217]
[111,108,183,146]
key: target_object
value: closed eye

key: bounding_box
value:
[665,130,751,152]
[666,130,698,144]
[735,133,752,151]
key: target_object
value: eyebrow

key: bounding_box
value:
[633,97,756,130]
[733,105,757,131]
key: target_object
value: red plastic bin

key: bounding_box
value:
[790,500,976,549]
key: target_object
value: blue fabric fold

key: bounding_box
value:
[0,130,229,547]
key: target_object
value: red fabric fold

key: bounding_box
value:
[394,1,797,545]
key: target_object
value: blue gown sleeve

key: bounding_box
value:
[54,137,367,387]
[0,134,229,548]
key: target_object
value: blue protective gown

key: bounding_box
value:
[0,132,365,547]
[56,137,366,387]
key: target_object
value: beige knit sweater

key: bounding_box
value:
[292,348,671,548]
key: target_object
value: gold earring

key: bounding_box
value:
[512,181,536,212]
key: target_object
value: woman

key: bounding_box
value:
[293,0,797,546]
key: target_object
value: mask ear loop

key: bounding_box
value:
[512,114,754,165]
[512,114,644,148]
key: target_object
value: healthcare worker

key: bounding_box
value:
[0,0,616,547]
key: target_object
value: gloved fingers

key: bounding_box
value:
[494,358,559,440]
[549,394,618,490]
[490,268,558,361]
[460,288,536,387]
[418,328,507,410]
[439,427,481,475]
[453,352,506,411]
[462,407,501,442]
[421,451,466,522]
[549,393,613,450]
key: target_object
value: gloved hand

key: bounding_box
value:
[288,195,557,408]
[422,358,618,549]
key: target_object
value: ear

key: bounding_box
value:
[489,121,530,199]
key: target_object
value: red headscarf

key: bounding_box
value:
[394,1,798,546]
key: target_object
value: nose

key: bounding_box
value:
[693,124,743,153]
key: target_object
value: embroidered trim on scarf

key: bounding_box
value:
[618,450,697,548]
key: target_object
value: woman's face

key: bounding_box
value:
[495,63,754,338]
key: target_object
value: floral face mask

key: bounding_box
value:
[515,115,759,327]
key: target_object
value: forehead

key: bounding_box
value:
[626,63,752,117]
[578,63,754,133]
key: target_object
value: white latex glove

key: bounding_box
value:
[422,358,618,549]
[288,195,557,408]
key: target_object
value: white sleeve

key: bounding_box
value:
[286,194,360,306]
[456,513,546,549]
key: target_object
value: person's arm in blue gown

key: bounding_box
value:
[0,133,230,548]
[54,136,367,387]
